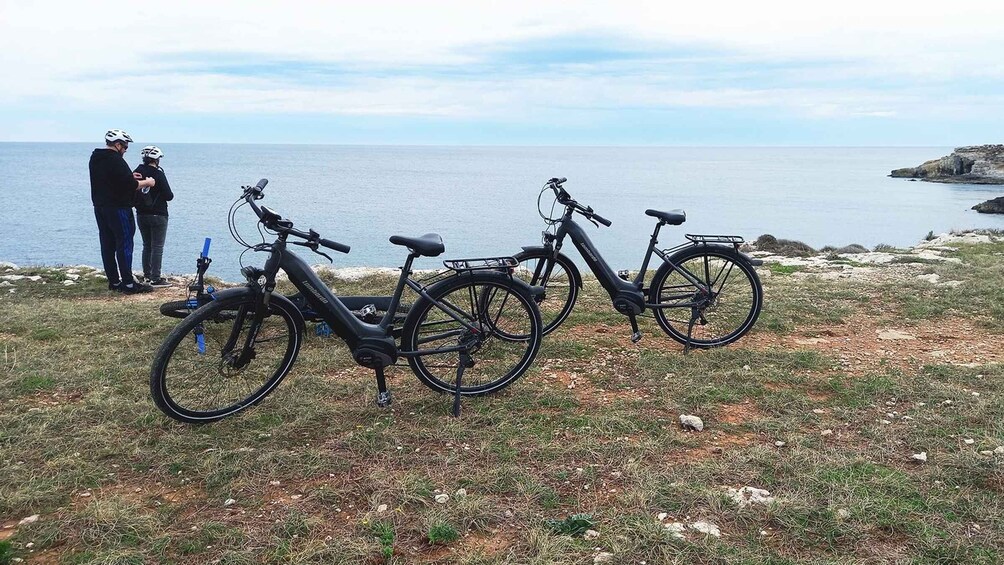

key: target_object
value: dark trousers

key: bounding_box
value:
[93,206,136,286]
[137,214,169,280]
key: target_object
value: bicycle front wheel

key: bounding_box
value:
[649,246,762,348]
[402,272,542,396]
[150,291,303,423]
[512,249,580,335]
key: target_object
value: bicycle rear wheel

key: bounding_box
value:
[649,246,762,348]
[512,249,580,335]
[150,291,303,423]
[402,272,542,396]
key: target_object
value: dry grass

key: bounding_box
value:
[1,242,1004,564]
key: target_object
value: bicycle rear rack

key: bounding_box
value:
[685,234,745,245]
[443,256,518,272]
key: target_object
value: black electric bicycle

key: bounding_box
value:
[150,179,543,423]
[513,177,763,349]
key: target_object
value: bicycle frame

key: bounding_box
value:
[257,235,480,358]
[544,207,709,307]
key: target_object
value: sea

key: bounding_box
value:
[2,143,1003,281]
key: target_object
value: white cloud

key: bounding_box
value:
[2,0,1004,132]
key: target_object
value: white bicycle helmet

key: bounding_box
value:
[140,145,164,160]
[105,129,134,144]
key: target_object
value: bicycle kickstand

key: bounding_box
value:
[684,308,700,355]
[628,314,642,343]
[375,366,392,408]
[452,351,474,418]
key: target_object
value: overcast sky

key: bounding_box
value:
[3,1,1003,145]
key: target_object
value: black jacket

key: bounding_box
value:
[133,163,174,216]
[89,148,139,207]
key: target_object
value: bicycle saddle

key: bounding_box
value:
[389,233,445,257]
[645,209,687,225]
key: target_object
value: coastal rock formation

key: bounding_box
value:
[890,145,1004,184]
[972,196,1004,214]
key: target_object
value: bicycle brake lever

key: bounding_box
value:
[291,240,333,263]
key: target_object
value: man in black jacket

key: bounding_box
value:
[89,129,156,294]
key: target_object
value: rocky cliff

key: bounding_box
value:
[890,145,1004,184]
[972,196,1004,214]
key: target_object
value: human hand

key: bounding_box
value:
[133,172,143,180]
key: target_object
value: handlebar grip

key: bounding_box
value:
[592,213,612,227]
[255,178,268,190]
[319,238,351,254]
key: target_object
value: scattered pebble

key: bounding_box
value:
[18,515,39,526]
[812,408,826,414]
[656,512,668,521]
[980,450,993,456]
[377,504,388,513]
[664,522,686,539]
[691,521,721,537]
[836,508,850,519]
[584,529,600,540]
[774,441,786,447]
[269,480,281,486]
[995,446,1004,455]
[964,439,975,445]
[911,452,928,462]
[679,414,704,432]
[434,494,449,504]
[877,329,916,341]
[224,498,236,507]
[594,552,615,563]
[820,429,833,436]
[725,486,775,507]
[455,488,467,498]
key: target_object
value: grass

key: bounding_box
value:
[1,239,1004,563]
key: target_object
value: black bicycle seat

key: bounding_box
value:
[389,233,445,257]
[645,209,687,225]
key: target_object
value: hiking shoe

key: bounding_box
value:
[148,278,172,288]
[119,282,154,294]
[108,282,121,291]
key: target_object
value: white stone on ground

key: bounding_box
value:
[679,414,704,431]
[664,522,686,539]
[594,552,615,563]
[18,514,39,526]
[911,452,928,462]
[725,486,775,507]
[434,493,449,504]
[690,521,721,537]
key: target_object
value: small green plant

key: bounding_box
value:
[545,513,594,536]
[427,522,459,545]
[0,540,14,565]
[925,230,936,241]
[370,521,394,558]
[769,264,803,275]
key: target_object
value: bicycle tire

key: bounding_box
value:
[402,272,542,396]
[150,290,304,423]
[512,249,580,335]
[648,245,762,348]
[159,297,216,319]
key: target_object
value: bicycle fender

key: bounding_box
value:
[518,246,583,289]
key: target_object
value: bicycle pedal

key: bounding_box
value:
[376,390,393,408]
[630,331,643,343]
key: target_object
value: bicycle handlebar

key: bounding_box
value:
[242,179,351,254]
[545,177,612,227]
